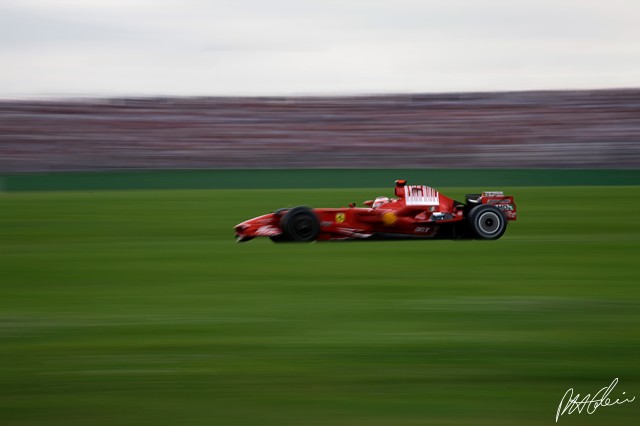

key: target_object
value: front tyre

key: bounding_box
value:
[279,206,320,242]
[468,204,507,240]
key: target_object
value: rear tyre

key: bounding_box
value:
[279,206,320,242]
[468,204,507,240]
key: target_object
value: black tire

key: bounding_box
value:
[468,204,507,240]
[279,206,320,242]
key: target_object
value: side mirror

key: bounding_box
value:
[348,202,356,208]
[395,179,406,198]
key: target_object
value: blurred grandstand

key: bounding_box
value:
[1,89,638,173]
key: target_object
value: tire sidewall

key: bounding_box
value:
[468,204,507,240]
[280,206,320,242]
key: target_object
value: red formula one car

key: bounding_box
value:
[235,180,517,242]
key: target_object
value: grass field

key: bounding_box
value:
[1,186,639,425]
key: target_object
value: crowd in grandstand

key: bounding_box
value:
[1,90,638,172]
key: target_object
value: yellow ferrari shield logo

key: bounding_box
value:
[335,213,346,223]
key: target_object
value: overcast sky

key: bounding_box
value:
[1,0,639,97]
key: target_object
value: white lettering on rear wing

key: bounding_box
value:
[404,185,440,206]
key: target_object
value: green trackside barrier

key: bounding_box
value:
[1,169,639,192]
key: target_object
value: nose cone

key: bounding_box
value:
[233,213,281,241]
[234,220,253,242]
[234,216,253,237]
[235,216,254,229]
[234,214,265,231]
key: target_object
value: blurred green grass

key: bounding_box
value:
[1,187,639,425]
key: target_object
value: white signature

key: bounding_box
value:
[556,378,635,422]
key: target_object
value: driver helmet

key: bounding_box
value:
[372,196,391,208]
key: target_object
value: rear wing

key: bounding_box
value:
[478,191,517,220]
